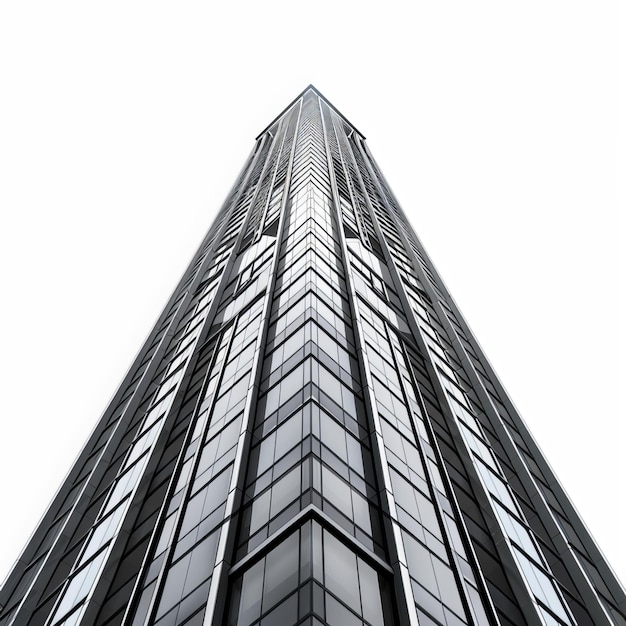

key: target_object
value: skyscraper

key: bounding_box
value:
[0,85,623,626]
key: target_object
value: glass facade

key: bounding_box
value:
[0,86,624,626]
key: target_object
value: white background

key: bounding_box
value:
[1,0,624,592]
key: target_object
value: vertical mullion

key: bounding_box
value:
[115,113,291,626]
[352,135,563,626]
[45,126,284,626]
[336,121,504,626]
[201,98,303,626]
[318,97,420,626]
[3,137,266,626]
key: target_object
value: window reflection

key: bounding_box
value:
[228,521,391,626]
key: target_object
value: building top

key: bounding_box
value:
[255,84,366,141]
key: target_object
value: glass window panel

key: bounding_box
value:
[464,583,491,626]
[133,580,157,625]
[263,533,299,611]
[516,551,570,623]
[281,325,307,361]
[80,504,126,563]
[126,422,162,467]
[256,435,276,476]
[173,578,211,625]
[414,490,441,538]
[459,424,498,472]
[156,552,190,618]
[238,559,264,626]
[269,465,301,518]
[182,531,219,596]
[352,492,371,534]
[198,418,240,475]
[53,549,107,622]
[403,532,438,596]
[312,522,323,581]
[321,414,347,461]
[325,594,362,626]
[346,436,365,476]
[265,362,305,410]
[103,459,146,515]
[250,491,271,535]
[358,559,384,625]
[323,532,360,613]
[475,461,518,513]
[322,467,351,511]
[275,413,302,459]
[431,557,465,617]
[183,468,232,534]
[493,501,544,565]
[155,514,177,556]
[315,327,337,359]
[341,387,358,419]
[317,367,341,401]
[260,593,298,626]
[412,580,446,624]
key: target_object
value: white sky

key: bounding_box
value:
[0,0,623,592]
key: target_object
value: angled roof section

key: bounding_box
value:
[256,84,366,140]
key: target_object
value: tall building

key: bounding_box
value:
[0,86,623,626]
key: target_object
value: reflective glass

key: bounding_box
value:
[263,532,299,609]
[323,532,361,613]
[238,559,264,625]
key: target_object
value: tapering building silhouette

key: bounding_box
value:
[1,86,624,626]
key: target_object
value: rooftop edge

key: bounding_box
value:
[255,85,366,141]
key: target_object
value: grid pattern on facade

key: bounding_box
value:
[0,86,624,626]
